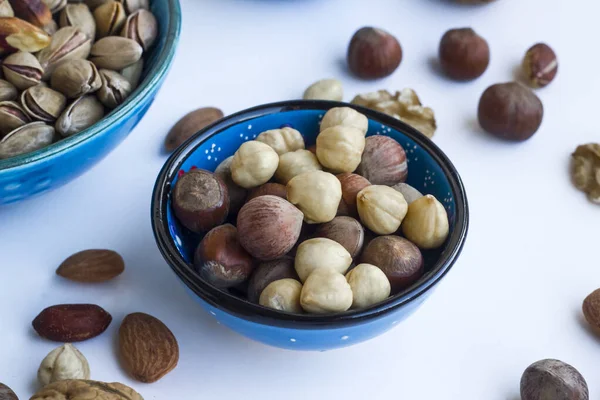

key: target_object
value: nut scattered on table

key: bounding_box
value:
[31,379,143,400]
[346,263,391,309]
[357,135,407,186]
[347,26,402,79]
[522,43,558,88]
[259,278,303,313]
[247,257,299,304]
[0,383,18,400]
[300,268,353,314]
[520,359,588,400]
[165,107,224,152]
[303,78,343,101]
[56,249,125,283]
[319,106,368,135]
[231,140,279,188]
[438,27,489,81]
[571,143,600,204]
[582,288,600,335]
[357,185,408,235]
[255,127,305,156]
[32,303,112,342]
[287,170,342,224]
[38,343,90,385]
[402,194,449,249]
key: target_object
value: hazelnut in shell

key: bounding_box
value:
[346,263,391,309]
[356,185,408,235]
[356,135,407,185]
[320,107,368,135]
[287,170,342,224]
[582,288,600,336]
[521,359,588,400]
[275,149,322,184]
[294,237,352,282]
[194,224,254,288]
[391,182,423,204]
[259,279,303,313]
[401,194,449,249]
[300,268,353,314]
[237,195,303,261]
[347,27,402,80]
[361,235,423,293]
[255,127,305,155]
[314,216,365,259]
[438,28,490,81]
[247,257,299,304]
[337,172,371,216]
[246,182,287,203]
[214,156,247,215]
[230,140,279,188]
[172,169,229,233]
[316,125,366,173]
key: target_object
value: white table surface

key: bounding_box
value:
[1,0,596,398]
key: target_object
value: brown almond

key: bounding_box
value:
[119,312,179,383]
[0,383,18,400]
[56,249,124,283]
[164,107,224,152]
[32,304,112,342]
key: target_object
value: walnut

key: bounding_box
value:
[571,143,600,204]
[351,89,437,138]
[31,379,144,400]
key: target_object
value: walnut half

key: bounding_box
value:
[31,379,144,400]
[351,88,437,138]
[571,143,600,204]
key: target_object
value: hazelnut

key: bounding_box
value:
[316,126,366,173]
[275,149,322,184]
[521,359,588,400]
[247,257,299,303]
[337,173,371,216]
[314,216,365,259]
[356,135,407,185]
[287,170,342,224]
[438,28,490,81]
[294,237,352,282]
[522,43,558,88]
[347,27,402,80]
[38,343,90,385]
[478,82,543,141]
[237,195,304,261]
[194,224,254,288]
[361,235,423,293]
[246,182,287,203]
[255,127,305,155]
[300,268,353,314]
[346,263,391,309]
[303,78,343,101]
[214,156,247,215]
[582,288,600,335]
[259,279,303,313]
[320,106,368,135]
[401,194,449,249]
[172,169,229,233]
[356,185,408,235]
[391,183,423,204]
[230,140,279,188]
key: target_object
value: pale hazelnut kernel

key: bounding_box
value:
[316,125,366,173]
[303,78,343,101]
[300,268,353,314]
[256,127,305,155]
[346,263,391,309]
[356,185,408,235]
[287,170,342,224]
[230,140,279,188]
[401,194,449,249]
[38,343,90,385]
[294,237,352,282]
[259,278,303,313]
[320,107,368,135]
[275,149,322,184]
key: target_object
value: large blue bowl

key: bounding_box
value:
[0,0,181,205]
[152,101,469,351]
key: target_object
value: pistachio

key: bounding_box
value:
[0,79,18,101]
[9,0,53,29]
[90,36,142,70]
[56,94,104,136]
[83,0,110,10]
[0,17,51,54]
[59,3,95,39]
[0,0,14,16]
[0,121,54,158]
[37,26,92,78]
[119,0,147,14]
[21,84,67,121]
[42,0,67,13]
[120,9,156,51]
[50,58,101,98]
[0,100,30,136]
[93,0,125,38]
[119,57,142,87]
[96,68,130,108]
[2,51,43,90]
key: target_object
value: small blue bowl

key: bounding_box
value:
[152,101,469,351]
[0,0,181,205]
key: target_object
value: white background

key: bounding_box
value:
[1,0,596,398]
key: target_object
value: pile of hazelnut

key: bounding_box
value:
[171,107,450,315]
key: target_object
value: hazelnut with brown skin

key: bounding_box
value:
[194,224,254,288]
[237,195,304,261]
[357,135,407,186]
[172,169,229,233]
[337,173,371,216]
[522,43,558,88]
[315,216,365,259]
[439,28,490,81]
[215,156,247,215]
[247,257,299,304]
[347,27,402,79]
[246,182,287,203]
[478,82,543,141]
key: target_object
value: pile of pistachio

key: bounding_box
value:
[0,0,157,160]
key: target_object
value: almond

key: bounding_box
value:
[32,304,112,342]
[119,312,179,383]
[56,249,125,283]
[0,383,18,400]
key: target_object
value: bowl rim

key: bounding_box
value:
[0,0,182,172]
[151,100,469,328]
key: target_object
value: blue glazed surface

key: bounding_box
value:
[152,101,469,351]
[0,0,182,205]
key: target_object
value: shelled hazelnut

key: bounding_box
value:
[300,268,353,314]
[316,125,366,173]
[259,279,303,313]
[320,107,368,134]
[346,264,391,309]
[230,140,279,188]
[275,149,322,184]
[256,127,305,155]
[356,185,408,235]
[287,170,342,224]
[402,194,449,249]
[294,237,352,282]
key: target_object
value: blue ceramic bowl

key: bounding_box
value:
[0,0,181,205]
[152,101,469,351]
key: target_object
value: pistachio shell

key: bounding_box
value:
[2,51,43,90]
[120,9,156,51]
[0,79,18,101]
[36,26,92,78]
[120,0,147,14]
[90,36,142,70]
[50,59,101,98]
[96,68,130,108]
[0,121,54,158]
[56,95,104,136]
[42,0,67,13]
[0,0,14,17]
[21,85,67,122]
[0,100,30,135]
[119,57,142,87]
[93,1,125,38]
[59,3,95,39]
